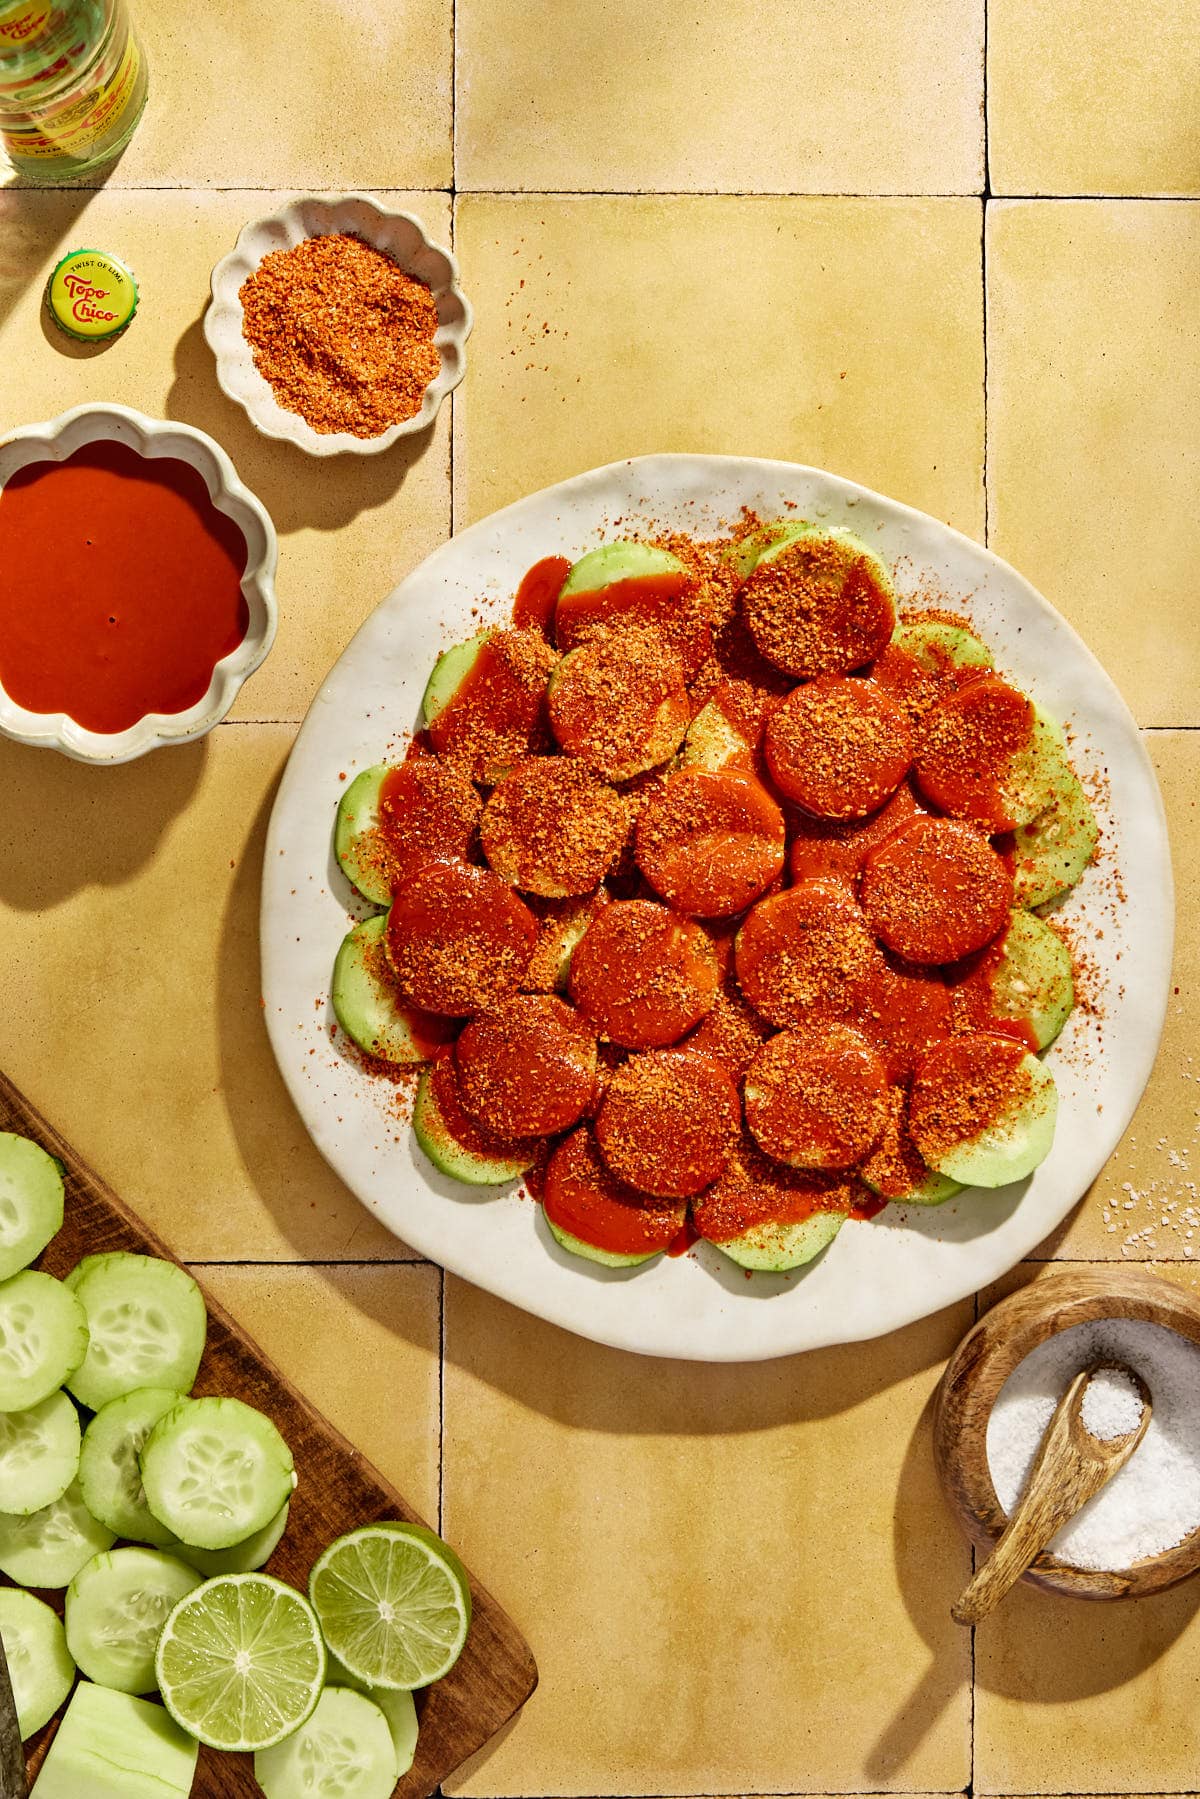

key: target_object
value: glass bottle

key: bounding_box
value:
[0,0,147,181]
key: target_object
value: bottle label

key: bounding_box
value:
[2,28,138,160]
[0,0,55,52]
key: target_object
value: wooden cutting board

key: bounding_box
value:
[0,1071,537,1797]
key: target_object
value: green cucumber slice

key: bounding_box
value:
[1013,766,1099,909]
[559,541,684,595]
[985,909,1075,1050]
[412,1064,536,1186]
[680,698,754,772]
[67,1253,206,1413]
[997,705,1076,829]
[0,1271,89,1411]
[255,1685,397,1799]
[0,1388,81,1514]
[864,1164,962,1206]
[172,1498,290,1577]
[0,1475,115,1587]
[140,1396,296,1552]
[0,1135,65,1283]
[333,914,437,1065]
[61,1253,108,1293]
[752,523,893,602]
[422,631,490,729]
[0,1588,75,1739]
[892,619,994,670]
[29,1681,198,1798]
[711,1211,846,1272]
[65,1546,201,1695]
[920,1050,1058,1187]
[334,765,394,906]
[544,1211,658,1268]
[78,1386,185,1548]
[326,1652,419,1779]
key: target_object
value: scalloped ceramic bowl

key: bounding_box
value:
[0,404,277,765]
[204,194,472,457]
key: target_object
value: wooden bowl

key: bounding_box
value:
[934,1266,1200,1600]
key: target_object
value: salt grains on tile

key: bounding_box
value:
[986,1318,1200,1570]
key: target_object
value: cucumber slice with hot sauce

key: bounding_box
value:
[681,698,755,772]
[0,1134,65,1283]
[984,909,1075,1051]
[421,630,491,731]
[412,1060,536,1186]
[911,1039,1058,1188]
[892,618,994,671]
[0,1588,75,1738]
[0,1271,89,1412]
[712,1211,846,1273]
[1013,766,1099,909]
[543,1213,659,1269]
[66,1546,202,1694]
[0,1388,81,1515]
[333,913,450,1066]
[334,765,394,906]
[78,1385,185,1548]
[140,1396,296,1552]
[67,1253,206,1413]
[0,1475,115,1588]
[559,540,684,596]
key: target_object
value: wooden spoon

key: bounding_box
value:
[951,1359,1152,1626]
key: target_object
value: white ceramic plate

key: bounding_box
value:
[261,455,1173,1362]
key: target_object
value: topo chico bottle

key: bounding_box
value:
[0,0,147,180]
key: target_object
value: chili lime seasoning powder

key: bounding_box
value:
[239,232,441,438]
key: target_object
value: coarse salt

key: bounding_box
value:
[1080,1365,1144,1440]
[986,1318,1200,1570]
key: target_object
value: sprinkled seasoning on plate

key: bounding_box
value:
[238,233,440,438]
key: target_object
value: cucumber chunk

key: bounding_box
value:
[65,1546,201,1695]
[0,1588,75,1739]
[559,540,684,595]
[680,699,754,772]
[892,618,994,671]
[0,1476,115,1587]
[422,630,490,729]
[333,914,436,1065]
[751,523,893,603]
[0,1134,65,1283]
[921,1050,1058,1187]
[0,1388,81,1514]
[334,764,394,906]
[78,1386,185,1547]
[412,1064,536,1186]
[0,1271,89,1412]
[140,1395,296,1552]
[29,1681,198,1799]
[66,1253,206,1413]
[173,1498,290,1577]
[709,1211,846,1273]
[61,1253,107,1293]
[326,1652,419,1779]
[544,1211,659,1268]
[985,909,1075,1050]
[1013,766,1099,909]
[254,1685,398,1799]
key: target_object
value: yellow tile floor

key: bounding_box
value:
[0,0,1195,1791]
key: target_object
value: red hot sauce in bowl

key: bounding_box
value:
[0,441,250,735]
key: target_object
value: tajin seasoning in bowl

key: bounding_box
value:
[0,405,277,763]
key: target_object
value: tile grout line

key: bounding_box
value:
[437,1265,446,1538]
[9,181,1199,200]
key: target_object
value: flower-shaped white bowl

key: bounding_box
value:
[204,194,473,457]
[0,404,277,765]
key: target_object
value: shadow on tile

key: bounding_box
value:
[167,314,435,536]
[866,1391,971,1783]
[0,732,207,908]
[214,754,406,1261]
[0,179,109,338]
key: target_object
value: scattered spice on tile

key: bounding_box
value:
[239,232,440,437]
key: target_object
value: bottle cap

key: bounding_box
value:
[46,247,138,342]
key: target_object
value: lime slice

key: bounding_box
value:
[154,1571,325,1752]
[309,1523,472,1691]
